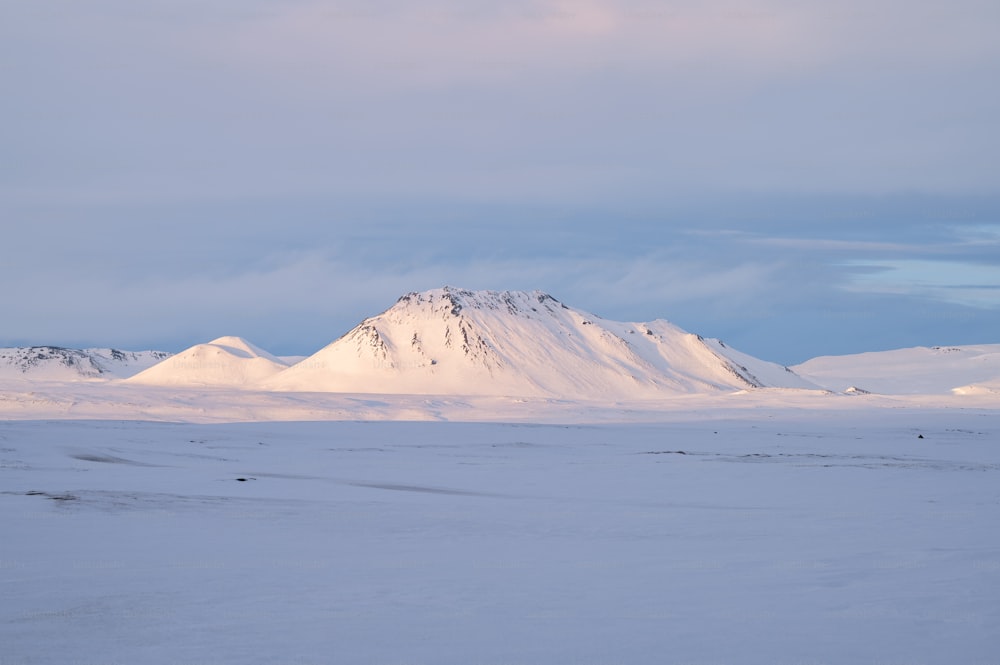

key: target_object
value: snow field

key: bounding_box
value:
[1,410,997,664]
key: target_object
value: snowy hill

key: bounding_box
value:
[264,287,817,398]
[0,346,171,383]
[126,336,289,387]
[793,344,1000,395]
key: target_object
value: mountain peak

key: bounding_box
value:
[393,287,562,319]
[205,336,282,362]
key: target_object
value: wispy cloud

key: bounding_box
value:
[842,259,1000,309]
[0,240,789,353]
[722,235,920,253]
[712,224,1000,257]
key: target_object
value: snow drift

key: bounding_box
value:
[264,287,817,398]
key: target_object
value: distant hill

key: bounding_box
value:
[0,346,171,382]
[793,345,1000,395]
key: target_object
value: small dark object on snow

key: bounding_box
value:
[918,434,924,439]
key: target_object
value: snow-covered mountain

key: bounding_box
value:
[793,344,1000,395]
[264,287,817,398]
[125,336,290,387]
[0,346,171,382]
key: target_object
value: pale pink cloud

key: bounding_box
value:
[186,0,839,88]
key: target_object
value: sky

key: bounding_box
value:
[2,0,999,365]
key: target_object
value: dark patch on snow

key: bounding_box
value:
[25,490,78,502]
[70,452,161,467]
[345,480,500,497]
[643,450,998,472]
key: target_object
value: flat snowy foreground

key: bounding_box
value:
[2,409,998,664]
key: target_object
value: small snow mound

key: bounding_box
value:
[126,337,288,387]
[844,386,872,395]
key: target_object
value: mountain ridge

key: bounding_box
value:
[0,346,171,382]
[6,289,995,399]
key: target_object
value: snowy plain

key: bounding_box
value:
[2,399,999,665]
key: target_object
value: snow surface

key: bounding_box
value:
[1,410,997,664]
[263,287,818,397]
[0,380,943,424]
[794,344,1000,395]
[126,336,290,387]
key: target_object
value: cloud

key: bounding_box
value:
[0,235,789,353]
[5,0,999,204]
[842,259,1000,309]
[721,235,920,254]
[192,0,820,85]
